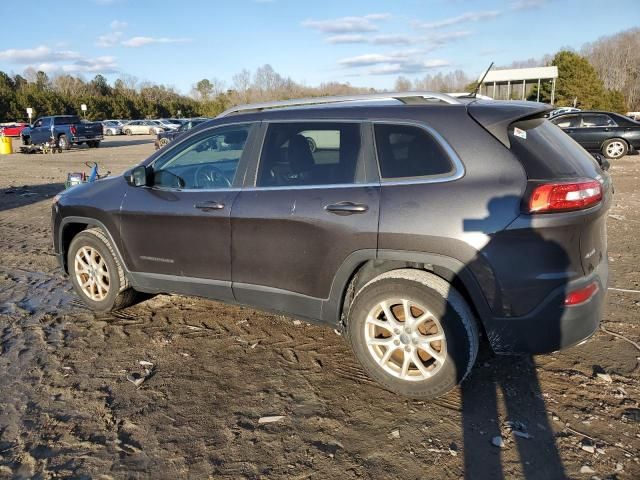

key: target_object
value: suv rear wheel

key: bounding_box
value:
[346,269,479,398]
[68,228,144,312]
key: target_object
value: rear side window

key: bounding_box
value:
[550,115,580,128]
[509,118,601,179]
[56,116,80,125]
[257,122,362,187]
[374,124,453,179]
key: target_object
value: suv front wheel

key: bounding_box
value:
[346,269,479,398]
[68,228,143,312]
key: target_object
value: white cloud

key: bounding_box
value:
[339,52,413,67]
[0,45,118,74]
[327,30,471,48]
[0,46,82,63]
[110,20,128,30]
[415,11,501,29]
[326,34,368,44]
[96,31,124,47]
[510,0,547,10]
[302,13,391,34]
[368,59,450,75]
[371,34,417,46]
[67,56,118,73]
[338,51,449,75]
[121,36,192,47]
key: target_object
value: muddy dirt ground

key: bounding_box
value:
[0,136,638,479]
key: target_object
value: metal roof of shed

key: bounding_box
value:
[481,66,558,83]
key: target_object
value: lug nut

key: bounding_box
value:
[404,346,411,352]
[404,327,411,334]
[394,339,400,346]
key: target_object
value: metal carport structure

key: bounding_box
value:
[479,66,559,104]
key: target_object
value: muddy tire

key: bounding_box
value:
[68,228,143,312]
[601,138,627,159]
[346,269,479,399]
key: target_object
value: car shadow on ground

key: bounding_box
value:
[0,183,65,213]
[456,194,570,479]
[459,350,566,479]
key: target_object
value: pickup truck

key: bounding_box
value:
[21,115,104,150]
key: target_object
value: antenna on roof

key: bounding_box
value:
[471,62,494,98]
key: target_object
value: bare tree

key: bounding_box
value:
[394,76,412,92]
[583,28,640,110]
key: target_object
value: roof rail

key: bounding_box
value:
[216,91,462,118]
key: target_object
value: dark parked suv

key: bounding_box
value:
[52,92,611,398]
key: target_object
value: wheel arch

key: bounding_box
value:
[601,136,629,151]
[59,217,129,276]
[324,250,493,334]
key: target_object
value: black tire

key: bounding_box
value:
[601,138,628,159]
[58,134,70,150]
[105,130,113,136]
[22,135,31,146]
[68,228,144,313]
[124,129,132,136]
[346,269,479,398]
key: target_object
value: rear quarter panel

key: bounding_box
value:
[376,108,528,316]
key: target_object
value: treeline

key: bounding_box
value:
[0,65,370,123]
[0,71,201,122]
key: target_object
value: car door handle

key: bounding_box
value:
[325,201,369,215]
[194,201,225,211]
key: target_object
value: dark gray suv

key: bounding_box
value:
[52,92,611,398]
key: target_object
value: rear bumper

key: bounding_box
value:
[71,135,104,143]
[483,260,607,354]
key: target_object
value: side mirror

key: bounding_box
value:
[127,165,151,187]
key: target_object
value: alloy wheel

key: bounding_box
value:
[606,141,625,158]
[74,246,110,301]
[364,298,446,381]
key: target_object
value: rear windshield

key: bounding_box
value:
[509,118,601,180]
[55,116,81,125]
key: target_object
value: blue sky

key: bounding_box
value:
[0,0,638,94]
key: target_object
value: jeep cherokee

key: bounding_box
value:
[52,92,611,398]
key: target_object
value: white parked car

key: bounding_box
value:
[122,120,164,135]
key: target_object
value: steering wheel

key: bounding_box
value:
[194,164,231,189]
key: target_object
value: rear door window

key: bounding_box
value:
[257,122,362,187]
[581,114,616,128]
[374,124,454,180]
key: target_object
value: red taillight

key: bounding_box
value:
[565,281,599,306]
[529,179,602,213]
[70,125,77,135]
